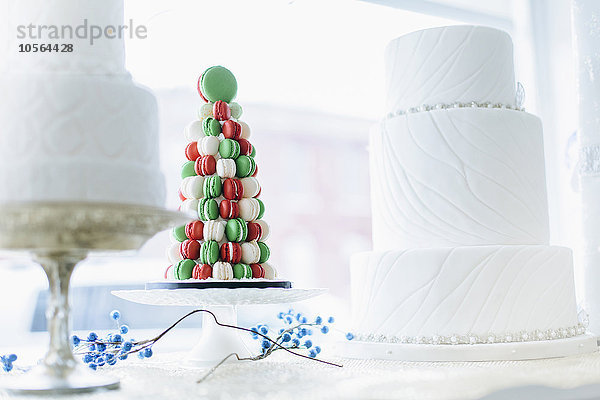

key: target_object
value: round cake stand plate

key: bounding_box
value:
[341,334,598,362]
[112,287,327,367]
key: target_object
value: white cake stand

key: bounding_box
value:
[0,202,191,395]
[112,287,327,366]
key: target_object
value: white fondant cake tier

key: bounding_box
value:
[6,0,126,74]
[350,246,579,341]
[370,108,549,251]
[385,26,516,114]
[0,74,165,207]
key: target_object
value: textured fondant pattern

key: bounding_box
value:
[0,75,165,207]
[370,108,549,250]
[351,246,578,338]
[385,26,515,113]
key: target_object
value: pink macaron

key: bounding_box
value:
[220,242,242,264]
[246,222,263,242]
[238,139,253,156]
[197,74,209,103]
[185,142,201,161]
[250,263,265,278]
[195,155,216,176]
[185,221,204,240]
[180,239,200,260]
[192,264,212,280]
[213,101,231,121]
[223,178,244,200]
[164,265,173,279]
[219,199,240,219]
[222,120,242,140]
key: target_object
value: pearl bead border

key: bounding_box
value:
[385,102,525,120]
[352,323,587,345]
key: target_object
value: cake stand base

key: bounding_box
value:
[184,305,252,367]
[342,334,598,362]
[3,364,119,395]
[112,287,326,366]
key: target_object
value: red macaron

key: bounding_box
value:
[246,222,263,242]
[213,100,231,121]
[219,199,240,219]
[251,164,258,177]
[185,142,200,161]
[180,239,200,260]
[185,221,204,240]
[192,264,213,280]
[220,242,242,264]
[250,263,265,279]
[222,120,242,140]
[195,155,216,176]
[223,178,244,200]
[197,74,209,103]
[238,139,253,156]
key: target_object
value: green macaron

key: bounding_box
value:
[200,66,238,103]
[235,155,256,178]
[229,102,243,119]
[203,175,222,198]
[172,225,188,242]
[250,146,256,158]
[256,198,265,219]
[257,242,270,263]
[181,161,197,179]
[175,259,196,280]
[200,240,220,264]
[202,117,222,136]
[198,198,219,221]
[219,139,241,159]
[233,263,252,279]
[225,218,247,243]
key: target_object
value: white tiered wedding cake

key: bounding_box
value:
[348,26,596,361]
[0,0,165,207]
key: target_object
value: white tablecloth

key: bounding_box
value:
[2,351,600,400]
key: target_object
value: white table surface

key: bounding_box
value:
[2,350,600,400]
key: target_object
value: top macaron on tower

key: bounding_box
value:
[166,66,277,281]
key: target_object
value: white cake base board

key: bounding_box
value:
[342,334,598,361]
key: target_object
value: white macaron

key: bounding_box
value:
[217,158,236,178]
[241,241,261,264]
[184,120,204,142]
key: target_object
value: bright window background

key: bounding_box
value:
[0,0,584,353]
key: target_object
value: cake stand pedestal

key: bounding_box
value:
[0,202,190,395]
[112,287,327,367]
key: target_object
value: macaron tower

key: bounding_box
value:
[166,66,277,281]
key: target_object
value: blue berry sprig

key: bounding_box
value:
[71,309,153,370]
[0,354,17,372]
[70,307,342,381]
[250,309,336,359]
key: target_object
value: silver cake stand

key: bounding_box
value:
[112,287,327,367]
[0,202,190,395]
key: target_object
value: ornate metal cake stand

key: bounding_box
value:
[112,287,327,367]
[0,202,190,395]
